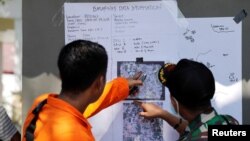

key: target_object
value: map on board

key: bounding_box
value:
[117,61,164,100]
[123,102,163,141]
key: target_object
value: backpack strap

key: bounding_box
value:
[220,115,239,125]
[25,99,47,141]
[221,115,231,125]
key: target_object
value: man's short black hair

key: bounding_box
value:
[58,40,108,92]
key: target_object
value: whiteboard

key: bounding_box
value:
[64,1,242,141]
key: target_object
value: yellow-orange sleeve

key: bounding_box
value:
[84,77,129,118]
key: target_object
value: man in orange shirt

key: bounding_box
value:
[22,40,142,141]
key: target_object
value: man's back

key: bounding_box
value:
[22,77,135,141]
[180,109,239,141]
[23,94,94,141]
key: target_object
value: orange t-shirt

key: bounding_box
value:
[22,77,129,141]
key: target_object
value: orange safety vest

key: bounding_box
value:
[22,77,129,141]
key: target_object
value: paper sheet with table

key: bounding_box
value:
[64,1,242,141]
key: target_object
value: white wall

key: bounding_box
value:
[0,0,22,87]
[0,0,22,19]
[0,0,22,128]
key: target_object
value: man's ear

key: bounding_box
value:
[89,75,105,103]
[100,75,105,87]
[96,74,105,92]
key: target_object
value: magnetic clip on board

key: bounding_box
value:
[136,57,143,63]
[233,9,247,24]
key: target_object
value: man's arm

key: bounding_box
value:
[84,77,142,118]
[134,101,188,134]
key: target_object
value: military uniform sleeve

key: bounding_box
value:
[84,77,129,118]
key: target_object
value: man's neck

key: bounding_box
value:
[58,91,90,114]
[183,106,213,122]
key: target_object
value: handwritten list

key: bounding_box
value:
[65,2,179,59]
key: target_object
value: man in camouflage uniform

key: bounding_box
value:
[136,59,239,141]
[179,108,239,141]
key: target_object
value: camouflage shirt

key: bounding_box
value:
[178,108,239,141]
